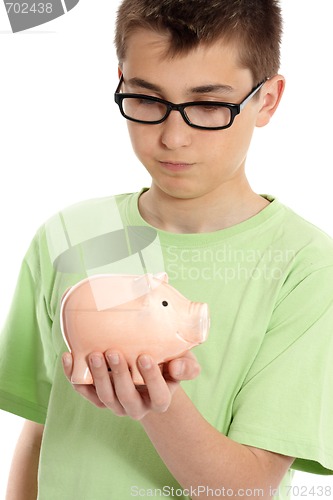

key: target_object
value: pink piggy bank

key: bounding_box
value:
[60,273,210,385]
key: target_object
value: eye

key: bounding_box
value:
[162,301,169,307]
[139,98,157,106]
[201,105,219,112]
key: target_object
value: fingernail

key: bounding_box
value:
[173,360,184,377]
[107,352,120,365]
[90,355,102,368]
[139,355,152,369]
[62,353,71,367]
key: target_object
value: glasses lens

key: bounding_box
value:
[185,104,232,128]
[122,97,168,123]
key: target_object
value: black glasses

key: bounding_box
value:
[114,75,266,131]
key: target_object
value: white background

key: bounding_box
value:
[0,0,332,497]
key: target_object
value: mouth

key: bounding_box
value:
[159,161,194,172]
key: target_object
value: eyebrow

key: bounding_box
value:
[126,77,235,96]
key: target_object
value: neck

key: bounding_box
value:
[138,181,269,234]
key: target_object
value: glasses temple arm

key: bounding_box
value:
[239,79,267,110]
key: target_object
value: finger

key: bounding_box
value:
[62,352,73,381]
[167,353,201,381]
[88,353,125,416]
[62,353,107,409]
[167,357,201,381]
[71,384,109,409]
[138,355,171,413]
[105,351,145,420]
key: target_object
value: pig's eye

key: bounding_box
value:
[162,301,169,307]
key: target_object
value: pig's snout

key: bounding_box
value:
[187,302,210,343]
[198,302,210,342]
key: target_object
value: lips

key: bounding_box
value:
[160,161,194,172]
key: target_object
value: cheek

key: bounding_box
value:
[201,121,255,179]
[199,130,237,163]
[222,115,256,160]
[127,123,155,161]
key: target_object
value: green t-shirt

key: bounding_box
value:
[1,190,333,499]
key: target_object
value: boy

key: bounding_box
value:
[1,0,333,498]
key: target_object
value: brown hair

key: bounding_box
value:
[115,0,283,84]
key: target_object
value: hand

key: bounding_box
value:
[62,350,200,420]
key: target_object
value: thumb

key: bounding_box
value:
[168,353,201,381]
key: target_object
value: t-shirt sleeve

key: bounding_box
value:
[0,232,56,424]
[228,265,333,475]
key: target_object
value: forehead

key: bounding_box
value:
[121,29,252,91]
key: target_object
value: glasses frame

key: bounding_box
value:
[114,75,267,131]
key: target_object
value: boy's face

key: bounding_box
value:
[120,29,266,202]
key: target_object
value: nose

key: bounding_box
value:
[160,109,192,150]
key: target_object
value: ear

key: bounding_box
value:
[255,74,285,128]
[133,274,153,296]
[118,67,123,79]
[154,272,169,283]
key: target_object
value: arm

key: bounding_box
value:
[63,351,294,498]
[142,388,293,499]
[6,420,44,500]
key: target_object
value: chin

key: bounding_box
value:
[156,181,209,202]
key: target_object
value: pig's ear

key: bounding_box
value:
[133,273,168,296]
[133,274,154,296]
[153,272,169,283]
